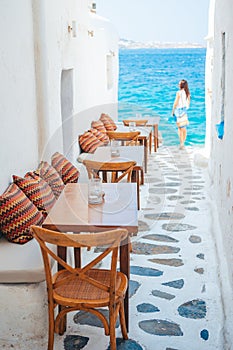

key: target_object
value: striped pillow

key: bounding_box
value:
[51,152,80,185]
[90,128,109,145]
[34,161,64,199]
[99,113,117,131]
[0,183,44,244]
[91,120,107,134]
[13,174,56,217]
[79,131,104,153]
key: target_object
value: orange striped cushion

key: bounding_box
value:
[51,152,80,185]
[99,113,117,131]
[79,131,104,153]
[34,161,64,199]
[91,120,107,134]
[90,128,109,145]
[13,174,56,217]
[0,183,44,244]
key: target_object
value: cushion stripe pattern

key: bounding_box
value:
[99,113,117,131]
[34,161,64,198]
[13,175,56,216]
[90,128,109,145]
[79,131,104,153]
[91,120,107,134]
[0,183,44,244]
[51,152,80,185]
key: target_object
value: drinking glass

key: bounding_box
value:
[88,178,103,204]
[111,140,120,157]
[129,121,136,131]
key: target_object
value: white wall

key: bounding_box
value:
[0,0,39,193]
[0,0,119,192]
[208,0,233,345]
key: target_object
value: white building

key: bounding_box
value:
[0,0,119,193]
[206,0,233,346]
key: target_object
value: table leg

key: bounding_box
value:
[154,124,158,152]
[57,246,67,333]
[57,246,67,271]
[132,168,140,210]
[74,247,81,268]
[144,139,148,173]
[149,130,152,154]
[120,236,130,331]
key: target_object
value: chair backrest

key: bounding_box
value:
[31,225,128,296]
[107,131,140,143]
[83,159,136,183]
[123,119,148,127]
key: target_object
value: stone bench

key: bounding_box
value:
[0,152,82,347]
[0,237,50,345]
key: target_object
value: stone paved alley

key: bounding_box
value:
[23,145,224,350]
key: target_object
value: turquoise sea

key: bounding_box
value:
[118,48,206,146]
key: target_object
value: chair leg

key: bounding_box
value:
[109,306,117,350]
[119,301,128,340]
[47,305,55,350]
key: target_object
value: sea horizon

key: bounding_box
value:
[119,38,206,50]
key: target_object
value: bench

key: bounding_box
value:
[0,152,81,346]
[0,237,49,345]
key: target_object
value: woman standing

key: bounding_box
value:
[172,79,191,149]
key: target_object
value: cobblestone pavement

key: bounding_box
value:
[54,145,223,350]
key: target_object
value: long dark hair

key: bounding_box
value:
[179,79,190,99]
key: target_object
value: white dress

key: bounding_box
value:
[177,90,189,109]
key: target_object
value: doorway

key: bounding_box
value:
[60,69,73,159]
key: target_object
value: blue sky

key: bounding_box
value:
[95,0,210,45]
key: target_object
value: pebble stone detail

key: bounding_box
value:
[200,329,209,341]
[130,265,163,277]
[144,212,185,220]
[136,303,160,313]
[162,223,197,232]
[178,299,207,319]
[189,235,202,243]
[162,279,184,289]
[151,289,176,300]
[143,233,179,243]
[132,242,180,255]
[107,339,143,350]
[64,335,89,350]
[139,319,183,336]
[149,258,184,267]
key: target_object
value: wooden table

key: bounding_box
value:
[85,146,144,209]
[115,125,152,173]
[43,182,138,330]
[119,117,160,152]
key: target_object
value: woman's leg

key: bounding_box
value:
[178,127,182,146]
[178,127,187,148]
[181,127,187,145]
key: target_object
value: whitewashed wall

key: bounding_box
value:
[0,0,39,193]
[208,0,233,345]
[0,0,119,193]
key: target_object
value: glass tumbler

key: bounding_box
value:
[88,178,102,204]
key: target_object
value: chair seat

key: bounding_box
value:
[54,268,128,305]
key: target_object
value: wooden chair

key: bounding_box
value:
[83,159,136,183]
[122,119,148,127]
[107,131,140,146]
[31,225,129,350]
